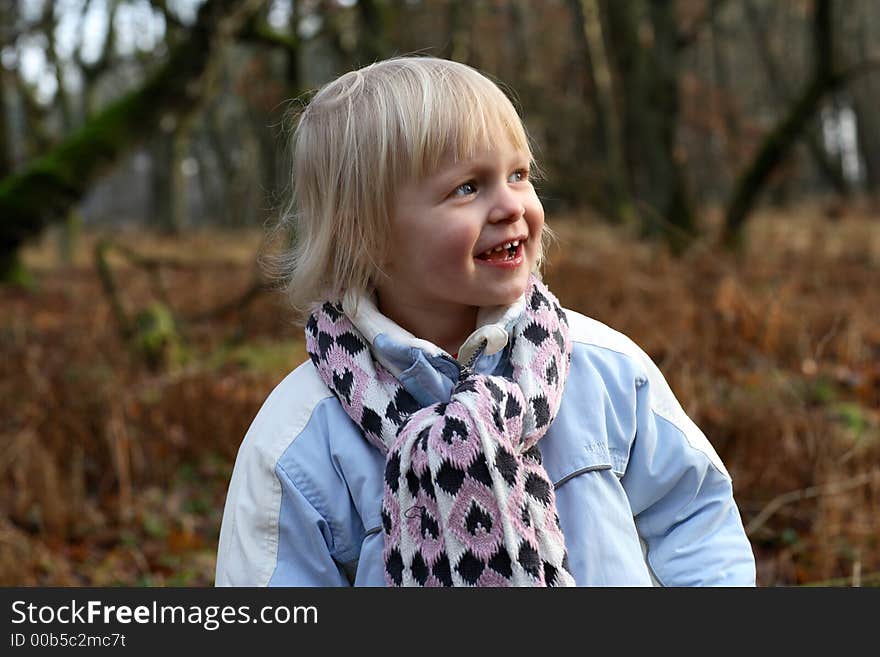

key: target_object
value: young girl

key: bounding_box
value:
[215,56,756,587]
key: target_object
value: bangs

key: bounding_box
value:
[412,73,533,178]
[368,59,535,182]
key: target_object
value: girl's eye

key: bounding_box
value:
[452,181,477,197]
[509,169,529,183]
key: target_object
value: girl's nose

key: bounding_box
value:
[488,187,525,223]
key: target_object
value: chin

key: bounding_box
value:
[490,280,530,306]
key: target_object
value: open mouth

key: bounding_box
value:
[475,239,523,262]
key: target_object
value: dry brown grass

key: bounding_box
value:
[1,202,878,586]
[545,201,880,586]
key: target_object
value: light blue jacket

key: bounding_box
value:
[215,290,756,586]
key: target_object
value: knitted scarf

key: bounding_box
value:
[305,274,575,586]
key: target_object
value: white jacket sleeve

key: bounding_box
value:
[214,365,353,587]
[215,453,350,587]
[621,349,756,586]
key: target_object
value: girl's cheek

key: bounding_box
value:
[443,228,476,256]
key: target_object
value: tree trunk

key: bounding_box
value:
[0,0,264,279]
[722,0,838,247]
[43,1,74,134]
[356,0,394,66]
[285,0,302,96]
[576,0,635,225]
[852,82,880,195]
[149,133,175,233]
[0,0,11,180]
[11,72,53,159]
[709,0,741,185]
[445,0,472,64]
[742,0,849,196]
[0,72,11,181]
[851,4,880,194]
[171,125,192,233]
[601,0,696,251]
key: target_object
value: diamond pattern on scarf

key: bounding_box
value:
[305,274,575,587]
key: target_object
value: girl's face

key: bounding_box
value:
[377,140,544,331]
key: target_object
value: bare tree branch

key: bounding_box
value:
[0,0,266,278]
[746,470,879,536]
[239,15,301,53]
[148,0,188,31]
[75,0,122,86]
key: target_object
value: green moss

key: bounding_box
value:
[132,302,187,370]
[175,463,197,483]
[831,402,875,439]
[182,496,211,515]
[142,513,168,539]
[0,15,213,263]
[0,251,36,288]
[795,376,837,405]
[209,339,304,376]
[781,528,800,546]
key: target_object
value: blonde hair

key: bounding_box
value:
[270,55,555,325]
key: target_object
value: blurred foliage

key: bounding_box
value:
[2,0,880,588]
[1,204,878,586]
[2,0,879,259]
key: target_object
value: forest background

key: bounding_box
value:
[1,0,878,586]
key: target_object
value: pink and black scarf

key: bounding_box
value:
[305,274,575,586]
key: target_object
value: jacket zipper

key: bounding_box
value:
[445,337,488,380]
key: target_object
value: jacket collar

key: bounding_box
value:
[341,288,527,378]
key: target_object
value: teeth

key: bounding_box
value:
[483,240,519,255]
[481,239,522,257]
